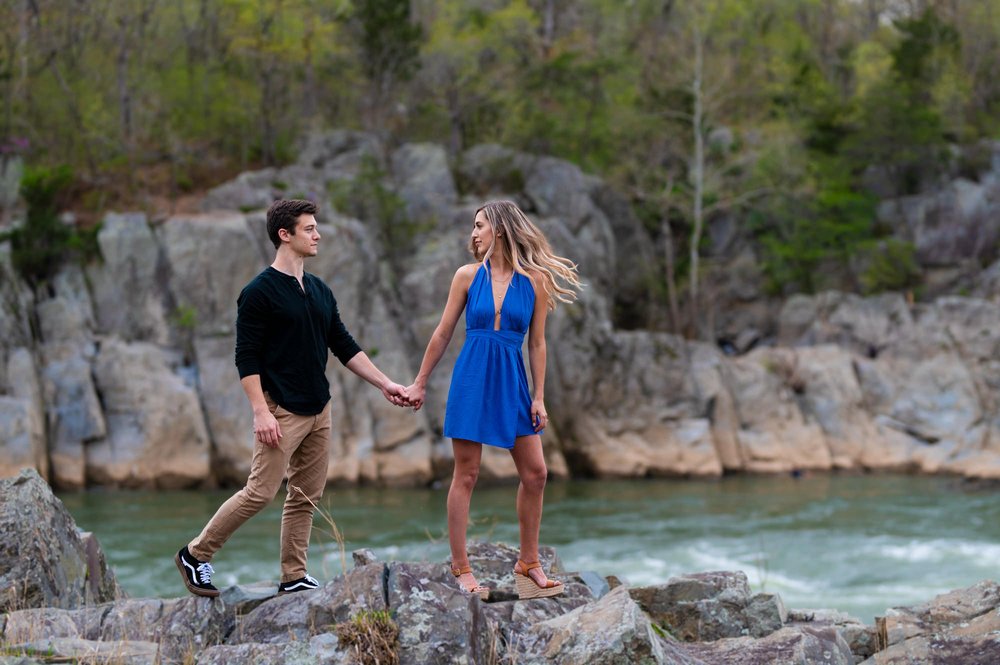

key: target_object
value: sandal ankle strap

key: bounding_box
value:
[515,560,542,574]
[451,564,472,577]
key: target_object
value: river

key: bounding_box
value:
[59,473,999,624]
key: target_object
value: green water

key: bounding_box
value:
[60,474,1000,624]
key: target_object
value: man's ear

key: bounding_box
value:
[277,227,291,242]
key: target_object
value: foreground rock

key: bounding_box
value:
[865,581,1000,664]
[0,468,120,612]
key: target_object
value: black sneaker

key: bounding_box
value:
[278,574,320,594]
[175,546,220,597]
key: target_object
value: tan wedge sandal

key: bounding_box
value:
[451,565,490,600]
[513,560,564,599]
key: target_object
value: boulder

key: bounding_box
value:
[516,585,693,664]
[391,142,458,225]
[728,349,832,473]
[193,335,253,485]
[158,212,263,336]
[0,468,120,611]
[87,212,170,344]
[0,241,35,352]
[3,596,227,663]
[867,581,1000,665]
[90,338,210,488]
[787,608,878,662]
[686,625,855,665]
[1,347,46,479]
[39,342,105,489]
[233,563,387,644]
[876,176,1000,267]
[388,562,479,664]
[197,634,347,665]
[629,571,782,642]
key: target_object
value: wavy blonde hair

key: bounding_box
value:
[469,200,582,309]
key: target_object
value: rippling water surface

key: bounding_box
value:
[60,474,1000,623]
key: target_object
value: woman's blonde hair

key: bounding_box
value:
[470,200,582,309]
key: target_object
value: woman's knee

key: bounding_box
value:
[521,466,548,493]
[452,465,480,491]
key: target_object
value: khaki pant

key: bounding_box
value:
[189,394,331,582]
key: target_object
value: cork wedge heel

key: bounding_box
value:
[513,559,564,599]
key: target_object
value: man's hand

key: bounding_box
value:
[381,381,410,407]
[404,382,426,411]
[253,407,282,448]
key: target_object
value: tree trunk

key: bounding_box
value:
[662,213,682,335]
[688,24,705,339]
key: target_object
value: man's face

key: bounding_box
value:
[284,214,321,257]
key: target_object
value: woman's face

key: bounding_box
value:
[471,210,495,256]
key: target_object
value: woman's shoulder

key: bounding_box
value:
[455,262,482,282]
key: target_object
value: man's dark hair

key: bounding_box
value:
[266,199,318,249]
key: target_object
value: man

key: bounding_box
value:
[175,199,409,597]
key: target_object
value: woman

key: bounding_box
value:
[406,200,581,600]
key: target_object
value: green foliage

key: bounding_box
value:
[349,0,423,86]
[328,156,431,267]
[753,162,879,295]
[171,305,199,331]
[859,239,921,295]
[4,165,99,285]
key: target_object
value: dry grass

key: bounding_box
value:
[335,610,399,665]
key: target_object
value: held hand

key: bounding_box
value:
[405,382,426,412]
[253,409,282,448]
[381,381,410,407]
[530,398,548,433]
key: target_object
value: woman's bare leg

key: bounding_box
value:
[448,438,483,589]
[510,434,559,586]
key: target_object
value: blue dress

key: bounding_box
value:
[443,261,541,448]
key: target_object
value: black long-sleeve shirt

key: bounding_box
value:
[235,267,362,415]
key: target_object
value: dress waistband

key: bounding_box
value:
[466,329,524,349]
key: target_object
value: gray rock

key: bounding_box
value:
[2,347,46,479]
[193,334,252,485]
[577,570,611,599]
[39,342,105,489]
[352,549,378,568]
[87,212,170,343]
[158,212,263,336]
[0,468,120,610]
[197,634,349,665]
[1,638,159,665]
[200,167,280,213]
[517,585,688,665]
[391,142,457,225]
[787,608,877,662]
[90,338,211,488]
[0,398,41,479]
[388,561,478,665]
[687,625,854,665]
[877,176,1000,267]
[629,571,787,643]
[745,593,787,638]
[234,563,387,644]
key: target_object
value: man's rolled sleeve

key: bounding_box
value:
[235,288,267,378]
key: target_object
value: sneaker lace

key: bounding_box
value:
[196,562,214,585]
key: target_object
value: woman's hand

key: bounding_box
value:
[406,382,426,411]
[531,398,548,432]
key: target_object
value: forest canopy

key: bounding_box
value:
[1,0,998,306]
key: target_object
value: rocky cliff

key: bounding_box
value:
[2,131,1000,489]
